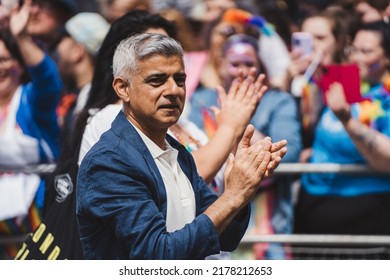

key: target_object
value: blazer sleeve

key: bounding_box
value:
[195,171,250,252]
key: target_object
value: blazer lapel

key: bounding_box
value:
[111,111,168,217]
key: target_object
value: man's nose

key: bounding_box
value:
[166,78,180,94]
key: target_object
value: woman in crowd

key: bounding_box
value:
[286,9,355,161]
[0,1,62,259]
[294,20,390,237]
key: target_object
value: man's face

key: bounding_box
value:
[123,54,186,134]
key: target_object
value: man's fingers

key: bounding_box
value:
[270,139,288,153]
[237,124,255,150]
[223,153,235,182]
[255,150,271,180]
[268,155,282,171]
[270,145,288,160]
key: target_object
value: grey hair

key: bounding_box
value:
[112,33,184,81]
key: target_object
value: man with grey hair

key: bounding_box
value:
[76,33,287,259]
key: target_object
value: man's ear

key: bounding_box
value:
[113,77,130,102]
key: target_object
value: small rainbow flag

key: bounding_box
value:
[222,8,274,36]
[359,99,386,126]
[202,108,217,138]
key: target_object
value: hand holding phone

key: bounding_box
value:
[319,64,364,104]
[291,32,313,57]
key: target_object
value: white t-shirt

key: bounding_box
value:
[0,86,40,220]
[78,104,121,165]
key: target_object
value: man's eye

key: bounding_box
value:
[149,78,165,87]
[175,77,186,87]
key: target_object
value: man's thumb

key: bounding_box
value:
[238,124,254,149]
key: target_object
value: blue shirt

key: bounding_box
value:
[16,54,62,208]
[17,54,62,162]
[302,84,390,196]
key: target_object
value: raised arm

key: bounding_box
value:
[9,0,44,66]
[191,70,267,183]
[326,82,390,171]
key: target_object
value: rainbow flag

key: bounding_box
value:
[0,202,42,259]
[202,108,218,138]
[358,80,388,126]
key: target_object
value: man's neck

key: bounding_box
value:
[125,113,167,150]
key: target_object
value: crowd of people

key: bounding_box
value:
[0,0,389,260]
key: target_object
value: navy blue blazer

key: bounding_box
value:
[76,111,250,259]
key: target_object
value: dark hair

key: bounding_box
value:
[36,0,78,20]
[254,0,295,47]
[358,20,390,59]
[366,0,389,11]
[0,30,30,84]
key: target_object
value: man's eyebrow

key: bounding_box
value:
[144,72,186,81]
[174,72,187,78]
[144,73,167,82]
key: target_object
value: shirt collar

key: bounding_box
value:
[129,120,177,163]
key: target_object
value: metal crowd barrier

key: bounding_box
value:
[237,234,390,260]
[1,163,389,259]
[0,163,388,175]
[0,163,56,175]
[241,234,390,245]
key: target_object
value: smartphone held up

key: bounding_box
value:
[291,32,313,57]
[319,64,365,104]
